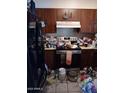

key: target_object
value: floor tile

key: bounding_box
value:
[69,92,82,93]
[46,84,56,93]
[56,76,67,83]
[56,80,67,83]
[56,83,68,93]
[68,81,80,92]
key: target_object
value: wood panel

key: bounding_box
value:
[80,49,97,69]
[45,50,55,69]
[35,9,45,32]
[35,8,97,33]
[91,9,97,32]
[44,9,56,33]
[80,9,97,33]
[36,9,56,33]
[56,9,80,21]
[35,8,44,20]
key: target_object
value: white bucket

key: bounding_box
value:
[59,68,66,81]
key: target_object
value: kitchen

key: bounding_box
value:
[27,0,97,93]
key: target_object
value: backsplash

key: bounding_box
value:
[56,28,80,37]
[45,28,96,39]
[44,29,97,48]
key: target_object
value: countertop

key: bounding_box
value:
[45,48,56,50]
[79,46,97,50]
[45,46,97,50]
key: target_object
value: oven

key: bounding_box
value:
[55,49,81,69]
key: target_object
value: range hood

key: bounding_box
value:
[56,21,81,28]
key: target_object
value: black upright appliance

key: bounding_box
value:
[27,0,47,93]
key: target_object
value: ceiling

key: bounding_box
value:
[33,0,97,9]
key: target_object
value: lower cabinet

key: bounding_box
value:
[55,53,81,69]
[80,49,97,69]
[45,49,97,70]
[45,50,55,69]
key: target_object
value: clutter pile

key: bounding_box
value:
[78,67,97,93]
[46,68,67,84]
[46,70,56,85]
[46,67,97,93]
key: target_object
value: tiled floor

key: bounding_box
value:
[45,68,97,93]
[46,79,82,93]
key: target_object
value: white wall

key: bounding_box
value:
[33,0,97,9]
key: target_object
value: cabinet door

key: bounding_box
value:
[35,9,45,32]
[44,9,56,33]
[91,9,97,32]
[80,49,97,69]
[57,9,80,21]
[80,9,97,33]
[35,9,44,20]
[92,49,97,67]
[45,50,55,69]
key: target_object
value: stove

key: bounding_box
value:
[57,37,78,41]
[56,50,81,54]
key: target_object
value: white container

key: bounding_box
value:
[59,68,66,81]
[92,40,97,48]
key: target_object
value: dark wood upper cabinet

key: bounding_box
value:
[35,8,44,20]
[80,9,97,33]
[36,9,56,33]
[35,9,45,32]
[35,8,97,33]
[56,9,80,21]
[44,9,56,33]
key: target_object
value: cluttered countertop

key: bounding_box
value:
[45,47,97,50]
[44,35,97,50]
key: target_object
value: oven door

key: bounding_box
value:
[55,50,81,68]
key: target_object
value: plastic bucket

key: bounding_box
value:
[59,68,66,81]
